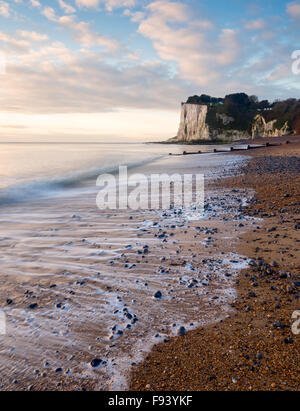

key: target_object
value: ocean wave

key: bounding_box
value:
[0,155,163,207]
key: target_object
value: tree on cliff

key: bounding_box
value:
[186,95,223,105]
[222,93,255,132]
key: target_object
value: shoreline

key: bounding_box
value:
[129,140,300,391]
[154,134,300,146]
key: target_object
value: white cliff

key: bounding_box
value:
[252,115,290,139]
[174,103,291,143]
[176,103,209,141]
[175,103,248,141]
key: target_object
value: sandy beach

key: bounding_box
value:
[130,137,300,391]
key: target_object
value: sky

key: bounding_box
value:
[0,0,299,141]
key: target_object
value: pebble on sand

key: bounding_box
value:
[154,291,162,299]
[90,358,102,368]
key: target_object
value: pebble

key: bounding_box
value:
[91,358,102,368]
[178,327,186,337]
[154,291,162,299]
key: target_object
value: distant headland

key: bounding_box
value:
[165,93,300,144]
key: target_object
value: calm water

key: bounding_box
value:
[0,141,224,206]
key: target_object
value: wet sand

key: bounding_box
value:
[130,138,300,391]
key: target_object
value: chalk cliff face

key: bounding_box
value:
[252,115,289,139]
[175,102,249,142]
[177,103,209,141]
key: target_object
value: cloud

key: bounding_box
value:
[123,9,145,22]
[57,0,76,14]
[0,31,30,52]
[17,30,48,41]
[244,18,266,30]
[137,1,240,86]
[0,45,190,114]
[29,0,41,7]
[146,0,189,22]
[75,0,100,7]
[42,7,121,51]
[266,62,292,82]
[0,0,298,122]
[133,0,299,100]
[41,6,56,20]
[287,1,300,19]
[0,1,10,17]
[75,0,138,11]
[216,29,240,65]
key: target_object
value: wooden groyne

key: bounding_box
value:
[169,141,289,157]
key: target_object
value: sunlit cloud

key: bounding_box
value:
[137,1,240,86]
[57,0,76,14]
[75,0,139,11]
[287,1,300,18]
[0,1,10,18]
[41,6,121,51]
[29,0,41,7]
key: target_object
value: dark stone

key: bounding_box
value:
[91,358,102,368]
[178,326,186,337]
